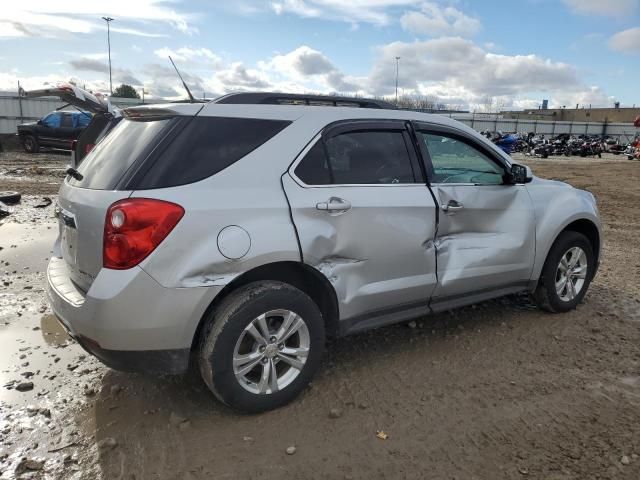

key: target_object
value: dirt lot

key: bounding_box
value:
[0,150,639,479]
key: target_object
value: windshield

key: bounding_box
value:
[68,118,172,190]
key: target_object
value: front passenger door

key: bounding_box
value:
[415,128,536,308]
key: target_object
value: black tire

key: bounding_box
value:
[22,135,39,153]
[533,231,594,313]
[0,191,21,204]
[199,281,325,413]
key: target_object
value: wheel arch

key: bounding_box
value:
[562,218,601,266]
[190,261,340,352]
[533,216,601,286]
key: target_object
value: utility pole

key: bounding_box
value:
[395,56,400,106]
[102,17,114,95]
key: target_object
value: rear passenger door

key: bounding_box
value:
[283,120,438,331]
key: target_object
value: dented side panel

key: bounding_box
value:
[431,184,536,299]
[282,174,438,320]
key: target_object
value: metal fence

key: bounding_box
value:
[435,112,638,143]
[0,94,153,135]
[1,94,638,141]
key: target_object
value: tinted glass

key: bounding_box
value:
[294,141,332,185]
[69,118,171,189]
[324,130,416,184]
[60,113,73,128]
[420,133,504,185]
[136,116,291,189]
[41,113,58,128]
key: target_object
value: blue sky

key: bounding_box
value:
[1,0,639,110]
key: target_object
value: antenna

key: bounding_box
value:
[168,55,195,103]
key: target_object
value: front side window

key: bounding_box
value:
[41,113,58,128]
[294,130,417,185]
[419,133,505,185]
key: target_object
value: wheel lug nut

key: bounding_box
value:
[269,336,277,343]
[261,358,268,364]
[278,343,284,350]
[259,346,266,353]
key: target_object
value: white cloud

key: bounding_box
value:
[609,27,640,54]
[258,45,362,93]
[550,86,615,109]
[0,1,195,39]
[562,0,638,17]
[369,37,578,99]
[400,2,481,37]
[270,0,421,25]
[0,39,616,110]
[154,47,222,66]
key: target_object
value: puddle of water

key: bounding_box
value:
[0,222,58,272]
[0,311,77,406]
[40,314,70,346]
[0,221,80,406]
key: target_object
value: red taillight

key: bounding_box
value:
[103,198,184,270]
[85,143,95,154]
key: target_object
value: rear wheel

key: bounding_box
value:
[533,231,594,313]
[199,281,325,413]
[22,135,39,153]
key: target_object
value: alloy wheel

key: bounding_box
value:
[232,309,310,395]
[555,246,588,302]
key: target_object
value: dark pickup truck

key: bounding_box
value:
[17,110,92,153]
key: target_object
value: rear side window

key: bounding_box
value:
[294,130,418,185]
[135,116,291,189]
[69,118,172,190]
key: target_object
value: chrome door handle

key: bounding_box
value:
[441,201,464,214]
[316,197,352,213]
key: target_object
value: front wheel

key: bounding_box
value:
[199,281,325,413]
[533,231,594,313]
[22,135,39,153]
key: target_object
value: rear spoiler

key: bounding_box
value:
[122,107,178,120]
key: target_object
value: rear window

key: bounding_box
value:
[68,118,172,190]
[134,116,291,189]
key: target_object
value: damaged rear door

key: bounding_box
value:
[283,120,438,330]
[414,124,535,309]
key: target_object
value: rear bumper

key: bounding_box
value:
[47,256,221,374]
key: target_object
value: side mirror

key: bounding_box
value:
[510,163,533,184]
[37,120,43,125]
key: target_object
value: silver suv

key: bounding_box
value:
[47,93,601,412]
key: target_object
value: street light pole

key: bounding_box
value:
[395,56,400,106]
[102,16,114,95]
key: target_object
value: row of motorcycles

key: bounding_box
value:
[483,131,640,160]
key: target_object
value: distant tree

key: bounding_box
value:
[112,84,140,99]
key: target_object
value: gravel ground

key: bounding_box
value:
[0,150,68,197]
[0,151,639,479]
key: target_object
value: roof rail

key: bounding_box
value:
[212,92,396,110]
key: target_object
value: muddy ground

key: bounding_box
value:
[0,150,639,479]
